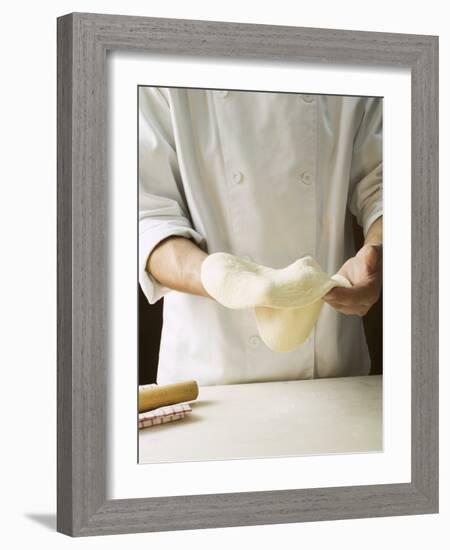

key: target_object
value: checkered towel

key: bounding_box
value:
[138,402,192,429]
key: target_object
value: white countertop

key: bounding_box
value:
[139,375,382,464]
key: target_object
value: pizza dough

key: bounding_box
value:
[201,252,351,352]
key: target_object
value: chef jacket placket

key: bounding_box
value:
[246,93,318,380]
[212,90,257,380]
[298,94,318,377]
[212,91,320,381]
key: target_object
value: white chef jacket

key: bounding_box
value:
[138,87,382,386]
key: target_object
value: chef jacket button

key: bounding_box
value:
[249,335,261,348]
[232,171,243,184]
[301,171,313,186]
[302,94,314,103]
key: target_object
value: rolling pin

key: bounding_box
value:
[138,380,199,413]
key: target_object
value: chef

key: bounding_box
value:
[139,86,383,385]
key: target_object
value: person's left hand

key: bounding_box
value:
[323,244,382,316]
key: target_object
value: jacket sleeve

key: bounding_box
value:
[347,97,383,238]
[139,87,206,304]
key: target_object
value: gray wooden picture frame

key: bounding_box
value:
[57,12,438,537]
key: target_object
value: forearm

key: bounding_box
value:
[146,236,209,297]
[364,216,383,246]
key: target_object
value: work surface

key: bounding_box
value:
[139,375,382,464]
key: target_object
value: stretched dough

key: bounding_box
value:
[201,253,350,352]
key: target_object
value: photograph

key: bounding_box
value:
[53,9,438,537]
[137,86,383,463]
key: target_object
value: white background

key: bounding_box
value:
[0,1,447,548]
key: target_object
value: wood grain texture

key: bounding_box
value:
[410,35,439,506]
[57,13,74,534]
[57,12,439,536]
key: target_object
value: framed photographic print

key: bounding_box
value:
[57,12,438,536]
[136,84,384,465]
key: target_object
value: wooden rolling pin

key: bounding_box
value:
[138,380,199,413]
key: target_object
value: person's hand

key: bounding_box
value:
[323,244,382,316]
